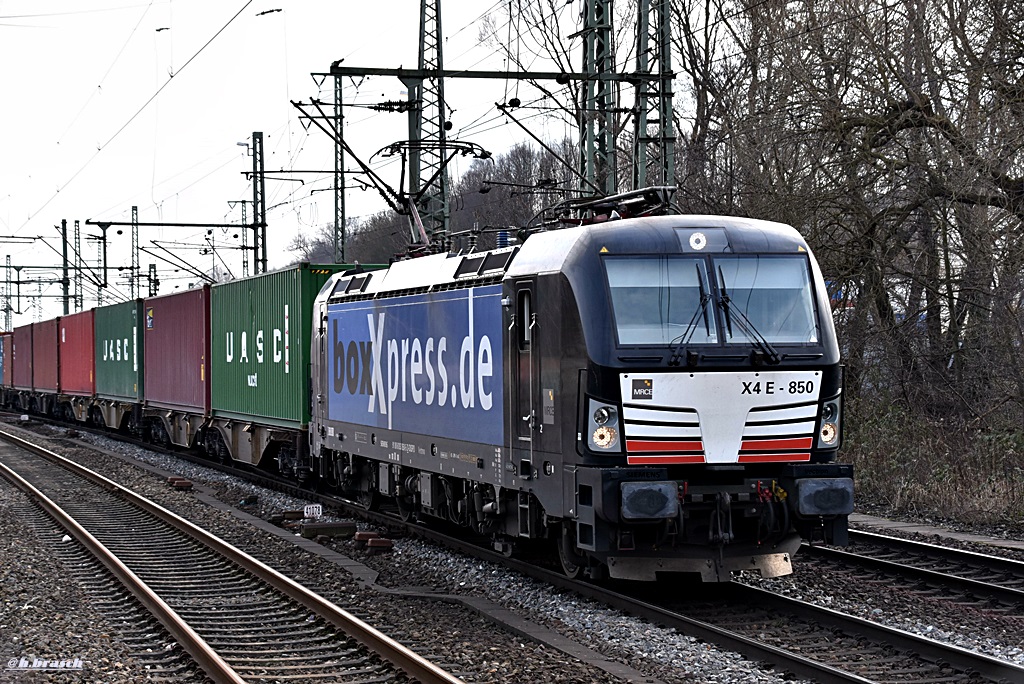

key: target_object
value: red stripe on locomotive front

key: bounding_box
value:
[740,437,814,451]
[627,454,707,465]
[626,440,704,453]
[737,453,811,463]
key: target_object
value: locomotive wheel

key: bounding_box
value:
[557,523,585,579]
[357,488,380,512]
[354,459,380,511]
[395,495,417,522]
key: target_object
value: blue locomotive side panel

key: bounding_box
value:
[327,285,504,445]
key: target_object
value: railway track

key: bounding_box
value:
[394,527,1024,684]
[296,486,1024,684]
[8,418,1024,683]
[664,582,1018,683]
[319,494,1024,683]
[204,458,1024,681]
[474,550,1024,684]
[1,478,207,680]
[800,529,1024,613]
[0,429,463,684]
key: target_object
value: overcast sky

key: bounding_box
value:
[0,0,572,326]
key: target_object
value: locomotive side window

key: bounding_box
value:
[714,255,819,344]
[517,290,532,350]
[605,257,715,346]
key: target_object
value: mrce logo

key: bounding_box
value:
[632,379,653,400]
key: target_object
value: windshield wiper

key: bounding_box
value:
[716,265,781,365]
[668,264,711,367]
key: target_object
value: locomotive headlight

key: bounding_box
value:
[820,422,838,445]
[586,399,622,453]
[592,425,618,449]
[594,406,616,425]
[817,398,841,448]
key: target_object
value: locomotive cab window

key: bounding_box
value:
[714,255,819,344]
[605,256,715,346]
[605,254,821,348]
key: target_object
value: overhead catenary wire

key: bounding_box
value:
[56,1,156,146]
[7,2,540,323]
[14,0,935,324]
[17,0,255,232]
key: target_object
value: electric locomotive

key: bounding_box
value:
[310,193,852,581]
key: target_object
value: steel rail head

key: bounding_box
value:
[803,542,1024,606]
[733,582,1024,684]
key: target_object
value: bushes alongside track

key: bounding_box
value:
[845,398,1024,530]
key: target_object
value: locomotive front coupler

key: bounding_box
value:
[709,492,735,545]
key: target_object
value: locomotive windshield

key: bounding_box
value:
[715,256,819,344]
[605,257,716,345]
[606,254,819,346]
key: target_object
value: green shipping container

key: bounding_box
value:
[210,264,345,428]
[94,300,144,401]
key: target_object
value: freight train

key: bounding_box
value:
[0,195,853,581]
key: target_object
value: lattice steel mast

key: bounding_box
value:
[581,0,617,195]
[252,132,267,274]
[304,0,675,254]
[634,0,675,188]
[407,0,450,245]
[334,77,346,262]
[74,220,83,310]
[131,205,139,298]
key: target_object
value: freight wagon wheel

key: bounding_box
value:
[557,523,585,580]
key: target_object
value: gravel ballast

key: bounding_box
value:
[0,478,160,683]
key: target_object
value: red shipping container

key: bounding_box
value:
[0,332,12,388]
[33,318,59,392]
[60,310,95,396]
[144,286,210,413]
[13,324,33,390]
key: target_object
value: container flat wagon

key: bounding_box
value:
[58,309,95,421]
[207,263,345,468]
[93,299,145,431]
[142,286,210,448]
